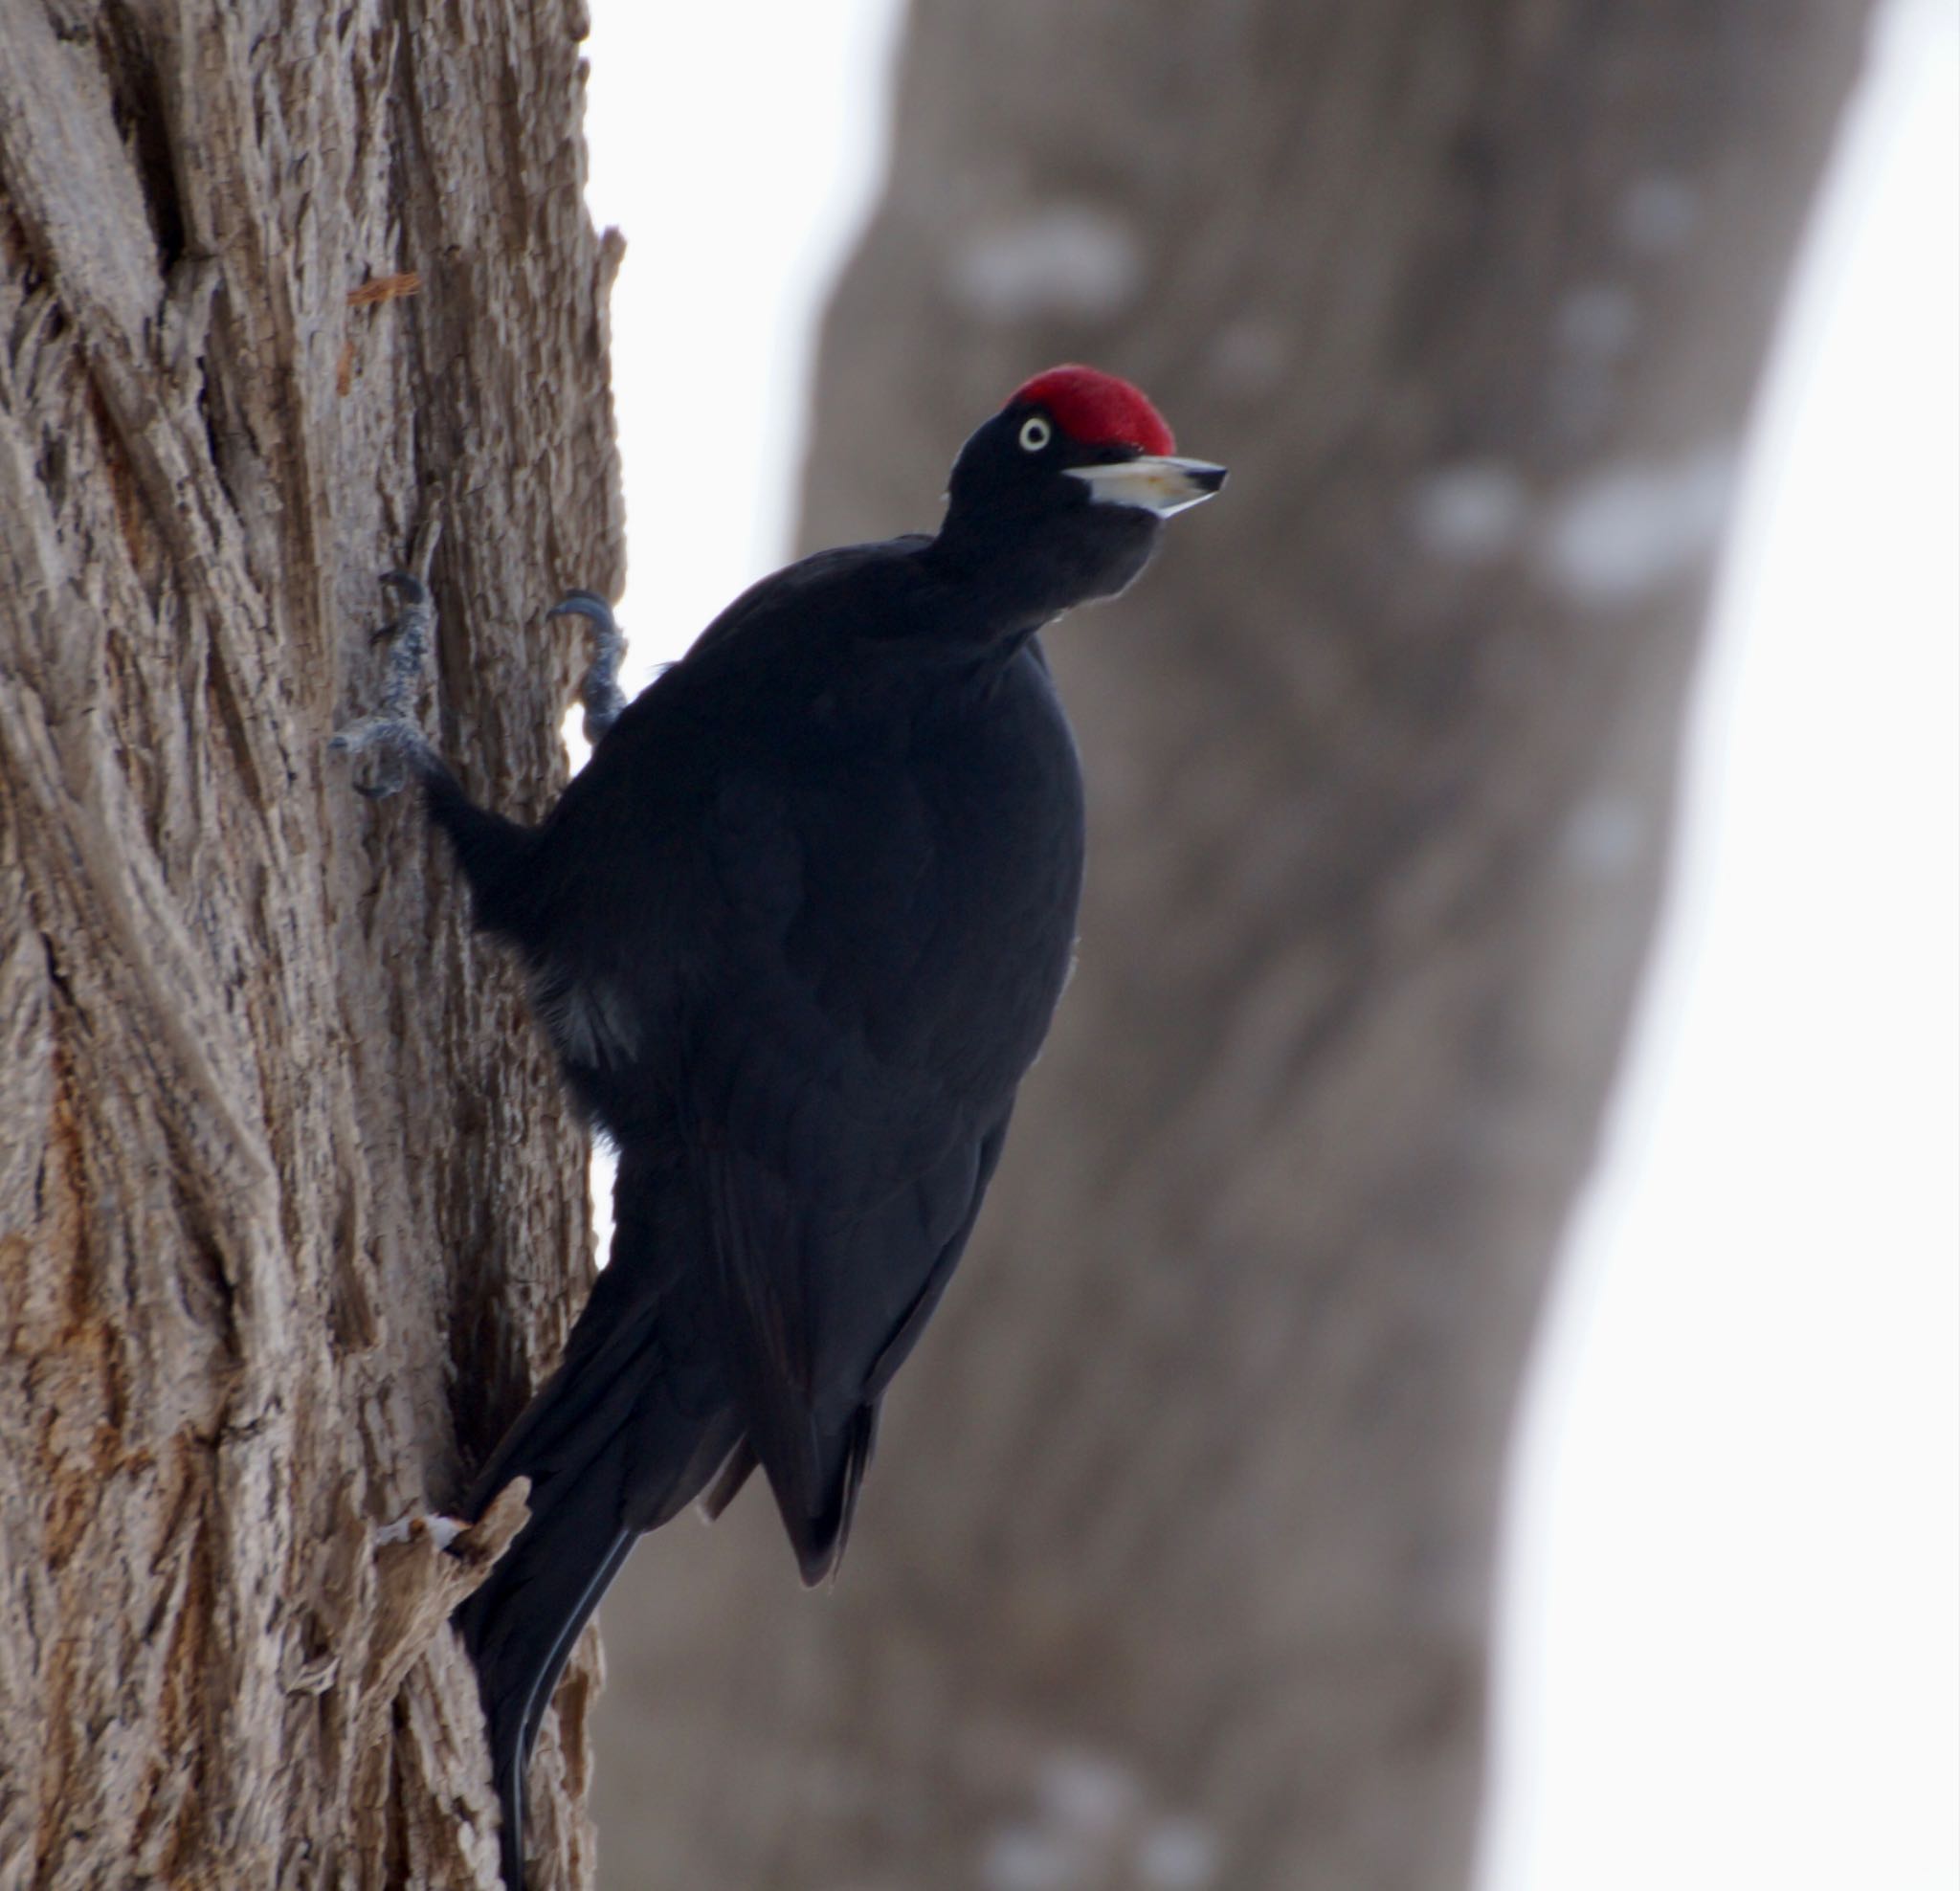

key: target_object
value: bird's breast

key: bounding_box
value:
[778,646,1085,1101]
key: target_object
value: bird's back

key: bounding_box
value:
[525,539,1087,1161]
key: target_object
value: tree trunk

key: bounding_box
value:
[592,3,1874,1887]
[0,4,620,1885]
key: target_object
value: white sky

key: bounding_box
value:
[580,2,1959,1882]
[1481,6,1959,1885]
[578,0,904,691]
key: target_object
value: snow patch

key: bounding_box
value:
[1039,1748,1140,1834]
[1619,175,1701,254]
[1138,1815,1219,1887]
[1410,463,1530,563]
[1563,795,1645,878]
[983,1746,1214,1887]
[948,205,1146,322]
[1556,284,1640,362]
[1536,447,1735,605]
[1207,316,1291,395]
[980,1825,1075,1891]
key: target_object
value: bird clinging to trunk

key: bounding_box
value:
[334,365,1225,1887]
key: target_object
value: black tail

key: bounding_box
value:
[454,1257,739,1890]
[457,1490,635,1891]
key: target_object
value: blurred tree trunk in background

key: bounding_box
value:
[596,3,1873,1887]
[0,5,618,1885]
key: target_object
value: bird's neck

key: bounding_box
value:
[924,517,1076,641]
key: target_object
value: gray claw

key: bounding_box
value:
[331,569,442,797]
[547,589,615,631]
[552,590,627,745]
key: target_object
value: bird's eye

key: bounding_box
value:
[1018,415,1053,454]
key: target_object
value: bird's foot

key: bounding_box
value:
[330,567,443,799]
[549,590,627,745]
[329,711,439,800]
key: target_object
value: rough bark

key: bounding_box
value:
[0,4,620,1886]
[592,4,1875,1887]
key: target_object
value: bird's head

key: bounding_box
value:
[938,365,1227,619]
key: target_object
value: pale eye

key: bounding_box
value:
[1018,414,1053,454]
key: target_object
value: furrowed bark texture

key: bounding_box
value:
[0,4,621,1885]
[593,4,1875,1887]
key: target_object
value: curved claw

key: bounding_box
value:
[333,560,443,800]
[552,590,627,745]
[546,589,617,633]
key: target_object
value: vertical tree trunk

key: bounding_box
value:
[1,5,620,1884]
[593,4,1874,1886]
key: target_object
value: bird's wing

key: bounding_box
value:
[681,764,1017,1580]
[688,1122,1007,1584]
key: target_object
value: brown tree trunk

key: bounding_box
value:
[592,4,1875,1887]
[0,4,620,1885]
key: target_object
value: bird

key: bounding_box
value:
[335,365,1223,1887]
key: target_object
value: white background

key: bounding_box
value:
[579,2,1960,1882]
[1481,5,1958,1885]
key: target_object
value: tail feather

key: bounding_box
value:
[455,1325,738,1889]
[458,1501,635,1891]
[695,1437,758,1523]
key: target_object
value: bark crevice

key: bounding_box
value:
[2,4,622,1885]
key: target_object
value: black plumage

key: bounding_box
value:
[348,367,1222,1886]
